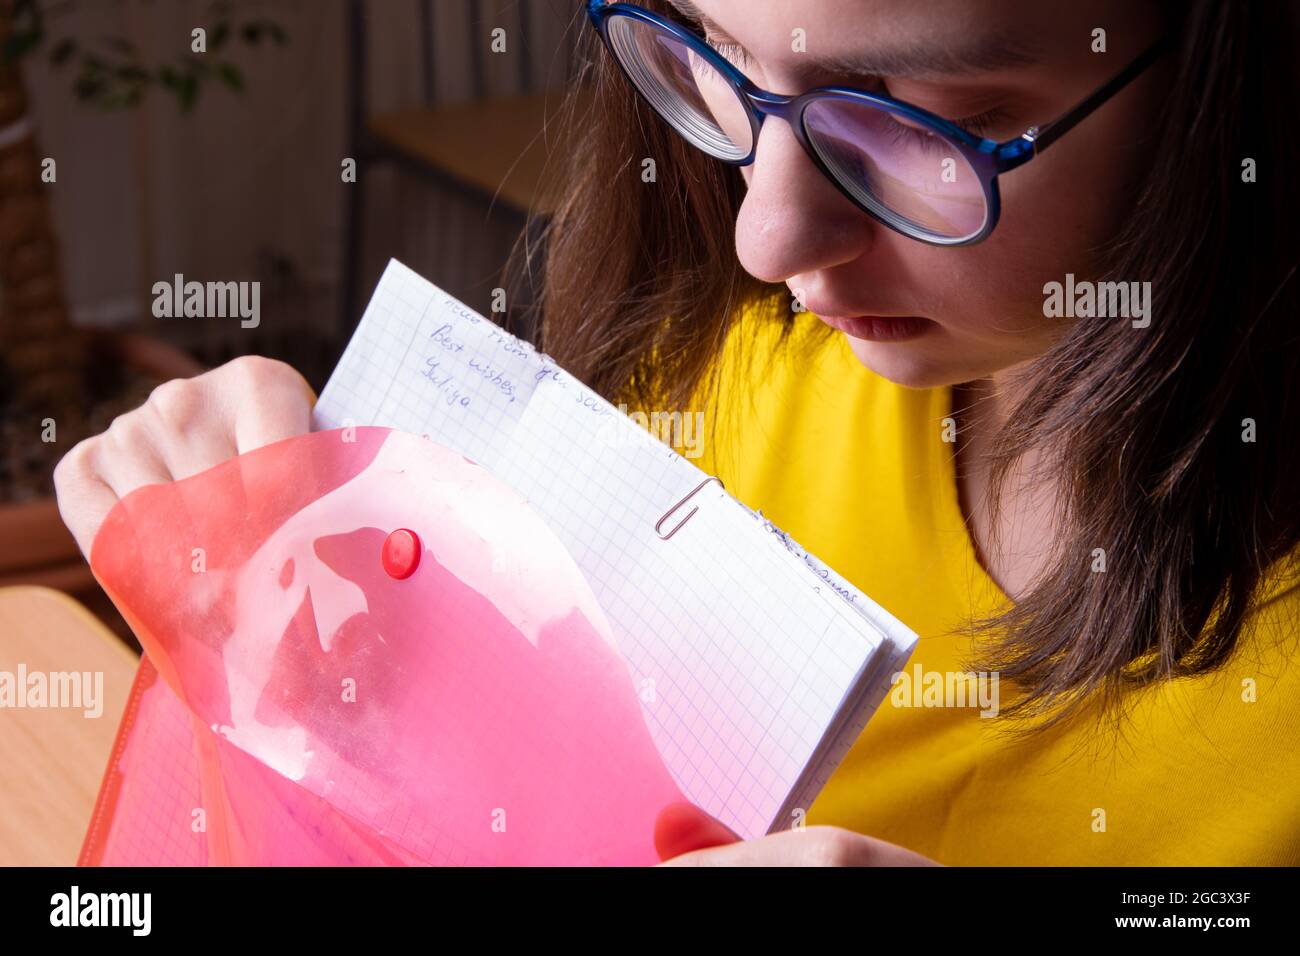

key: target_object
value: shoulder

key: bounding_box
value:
[1238,555,1300,666]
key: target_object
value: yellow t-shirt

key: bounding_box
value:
[689,306,1300,865]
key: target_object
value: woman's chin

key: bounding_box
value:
[843,334,981,390]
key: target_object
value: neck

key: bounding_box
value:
[960,360,1039,435]
[953,362,1061,601]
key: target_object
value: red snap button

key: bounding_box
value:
[382,529,421,580]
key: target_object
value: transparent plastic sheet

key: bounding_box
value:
[81,426,687,865]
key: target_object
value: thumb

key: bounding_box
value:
[653,802,741,861]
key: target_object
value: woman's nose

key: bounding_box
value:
[733,114,878,284]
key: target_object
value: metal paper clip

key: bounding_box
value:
[655,475,724,540]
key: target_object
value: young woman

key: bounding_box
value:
[55,0,1299,865]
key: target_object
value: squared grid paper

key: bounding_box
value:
[103,672,209,866]
[313,260,917,838]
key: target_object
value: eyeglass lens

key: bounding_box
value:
[604,15,989,240]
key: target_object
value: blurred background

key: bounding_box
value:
[0,0,587,637]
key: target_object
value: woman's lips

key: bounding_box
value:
[815,313,934,342]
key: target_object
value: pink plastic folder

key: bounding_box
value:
[81,260,916,866]
[83,427,686,865]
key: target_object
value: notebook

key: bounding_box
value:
[309,259,918,839]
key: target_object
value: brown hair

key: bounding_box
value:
[506,0,1300,730]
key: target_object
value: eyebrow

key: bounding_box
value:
[661,0,1041,78]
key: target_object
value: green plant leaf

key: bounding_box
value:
[49,38,77,67]
[25,4,289,113]
[3,30,43,65]
[177,73,199,111]
[73,71,106,101]
[217,61,244,91]
[115,64,149,83]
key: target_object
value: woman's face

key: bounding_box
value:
[675,0,1168,388]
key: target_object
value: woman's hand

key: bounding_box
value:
[654,802,940,866]
[54,355,317,560]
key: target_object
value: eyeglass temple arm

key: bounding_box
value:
[1025,35,1173,155]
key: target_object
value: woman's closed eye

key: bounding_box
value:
[709,39,752,69]
[706,38,1008,140]
[891,105,1007,140]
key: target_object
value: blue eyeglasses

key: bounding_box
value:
[586,0,1170,246]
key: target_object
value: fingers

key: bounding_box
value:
[53,441,123,561]
[657,824,941,866]
[139,374,239,482]
[51,354,317,563]
[223,356,317,455]
[96,408,175,498]
[657,828,842,866]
